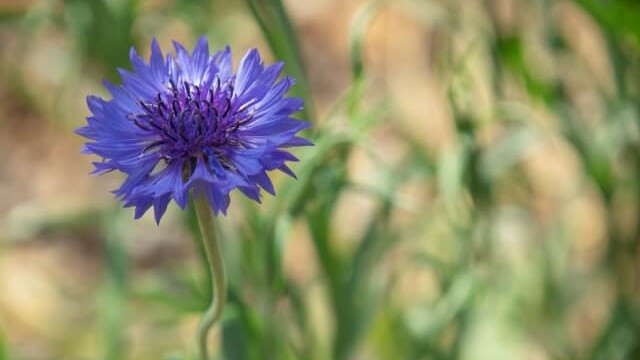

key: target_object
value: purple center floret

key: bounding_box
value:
[131,78,254,168]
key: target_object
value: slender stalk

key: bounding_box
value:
[244,0,315,124]
[193,194,227,360]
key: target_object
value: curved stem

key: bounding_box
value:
[193,194,227,360]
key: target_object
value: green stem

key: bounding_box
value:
[193,194,227,360]
[244,0,315,124]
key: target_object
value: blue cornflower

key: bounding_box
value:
[77,37,311,223]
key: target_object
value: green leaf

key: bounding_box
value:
[0,328,8,360]
[438,141,468,214]
[222,316,250,360]
[98,209,131,360]
[479,127,543,181]
[404,273,476,340]
[573,0,640,45]
[224,290,262,360]
[63,0,137,77]
[275,132,353,216]
[244,0,315,123]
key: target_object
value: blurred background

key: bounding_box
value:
[1,0,639,359]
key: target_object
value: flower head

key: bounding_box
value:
[77,37,311,223]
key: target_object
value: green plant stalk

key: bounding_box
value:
[0,326,8,360]
[244,0,315,124]
[193,194,227,360]
[100,208,129,360]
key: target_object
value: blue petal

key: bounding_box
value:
[252,171,275,195]
[235,61,284,104]
[118,67,160,100]
[278,164,297,178]
[239,185,262,203]
[240,117,309,136]
[133,196,154,219]
[212,46,233,81]
[281,136,314,148]
[172,37,217,86]
[153,194,171,224]
[234,49,263,96]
